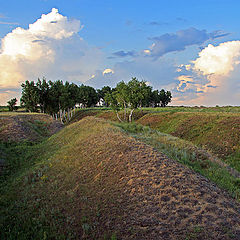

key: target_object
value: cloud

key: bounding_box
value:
[0,21,19,25]
[193,41,240,75]
[175,41,240,106]
[103,68,114,75]
[125,20,132,26]
[146,28,229,59]
[112,50,137,58]
[87,55,178,91]
[0,89,20,106]
[176,17,187,22]
[0,8,104,104]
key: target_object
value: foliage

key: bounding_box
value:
[159,89,172,107]
[106,77,169,122]
[77,84,98,107]
[97,86,112,106]
[7,98,18,111]
[21,80,39,112]
[150,89,172,107]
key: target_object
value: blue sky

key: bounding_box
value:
[0,0,240,105]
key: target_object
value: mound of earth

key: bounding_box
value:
[1,117,240,239]
[0,113,63,142]
[71,118,240,239]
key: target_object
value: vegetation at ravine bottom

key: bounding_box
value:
[1,116,240,239]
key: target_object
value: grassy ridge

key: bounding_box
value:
[115,122,240,200]
[136,112,240,170]
[71,108,240,172]
[1,114,240,239]
[0,117,131,239]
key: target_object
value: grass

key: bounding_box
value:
[0,118,129,239]
[136,112,240,168]
[115,121,240,200]
[1,113,240,239]
[141,106,240,113]
[71,108,240,173]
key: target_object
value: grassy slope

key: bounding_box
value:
[0,117,133,239]
[0,113,63,142]
[1,116,240,239]
[71,108,240,171]
[137,112,240,170]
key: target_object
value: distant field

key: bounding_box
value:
[0,106,25,113]
[142,106,240,113]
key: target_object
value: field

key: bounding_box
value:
[1,107,240,239]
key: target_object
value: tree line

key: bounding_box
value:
[12,77,172,122]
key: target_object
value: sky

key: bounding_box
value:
[0,0,240,106]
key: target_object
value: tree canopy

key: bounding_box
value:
[7,98,18,111]
[19,77,172,122]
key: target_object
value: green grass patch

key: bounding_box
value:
[0,118,123,239]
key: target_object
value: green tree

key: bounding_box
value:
[97,86,112,106]
[36,77,49,113]
[127,78,151,121]
[159,89,172,107]
[77,85,98,108]
[104,91,122,122]
[115,81,130,121]
[107,78,151,122]
[150,90,160,107]
[20,80,39,112]
[7,98,18,111]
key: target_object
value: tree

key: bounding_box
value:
[159,89,172,107]
[97,86,112,106]
[150,90,160,107]
[36,77,49,113]
[115,81,130,121]
[7,98,18,111]
[77,85,98,108]
[127,78,151,121]
[104,91,122,122]
[107,78,152,122]
[20,80,39,112]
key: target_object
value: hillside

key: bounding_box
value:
[0,112,63,142]
[1,116,240,239]
[71,108,240,172]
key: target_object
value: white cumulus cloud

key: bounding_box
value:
[175,41,240,106]
[102,68,114,75]
[0,8,103,104]
[193,41,240,75]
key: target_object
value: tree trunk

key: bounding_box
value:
[124,102,127,121]
[129,109,134,122]
[67,108,70,121]
[60,109,63,124]
[116,112,123,122]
